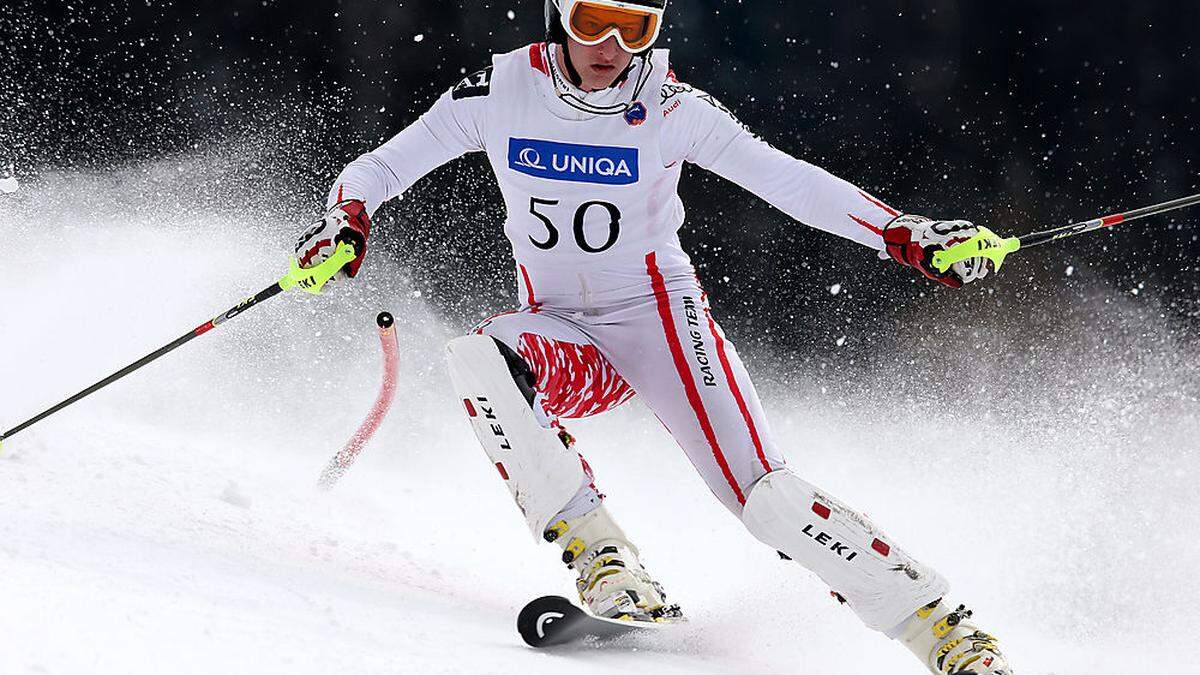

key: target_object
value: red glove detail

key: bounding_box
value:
[334,200,371,278]
[882,215,991,289]
[295,200,372,279]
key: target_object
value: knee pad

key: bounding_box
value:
[446,334,585,538]
[741,469,949,632]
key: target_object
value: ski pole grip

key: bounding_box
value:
[281,241,358,295]
[335,227,366,257]
[931,227,1022,273]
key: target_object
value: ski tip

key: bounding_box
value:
[518,596,581,648]
[517,595,684,648]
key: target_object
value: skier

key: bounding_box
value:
[297,1,1013,672]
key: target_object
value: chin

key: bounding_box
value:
[585,70,620,91]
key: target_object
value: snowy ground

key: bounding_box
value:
[2,167,1197,674]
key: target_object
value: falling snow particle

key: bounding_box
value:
[0,176,18,194]
[1066,266,1074,277]
[829,283,842,296]
[414,34,425,42]
[836,336,846,347]
[507,10,516,20]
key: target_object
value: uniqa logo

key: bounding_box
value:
[508,138,639,185]
[514,148,546,171]
[544,155,632,177]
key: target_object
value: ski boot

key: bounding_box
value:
[897,600,1012,674]
[543,505,683,622]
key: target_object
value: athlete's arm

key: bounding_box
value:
[661,78,995,287]
[328,67,492,215]
[295,68,491,280]
[660,80,893,251]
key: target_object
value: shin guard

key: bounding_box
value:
[446,334,586,538]
[742,469,949,631]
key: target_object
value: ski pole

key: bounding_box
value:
[931,192,1200,273]
[0,242,359,450]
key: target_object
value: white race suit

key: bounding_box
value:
[329,43,950,633]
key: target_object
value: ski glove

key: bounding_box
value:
[295,200,372,280]
[883,215,991,289]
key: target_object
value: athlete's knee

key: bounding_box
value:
[446,333,537,409]
[702,450,780,519]
[739,469,864,556]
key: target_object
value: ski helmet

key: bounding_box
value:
[545,0,668,53]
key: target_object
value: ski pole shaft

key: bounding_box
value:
[0,283,284,444]
[0,242,358,448]
[1018,192,1200,249]
[931,192,1200,273]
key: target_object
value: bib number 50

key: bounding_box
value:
[528,197,621,253]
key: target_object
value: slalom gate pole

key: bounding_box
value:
[931,192,1200,273]
[317,311,400,490]
[0,242,359,450]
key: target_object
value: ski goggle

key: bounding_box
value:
[560,0,665,52]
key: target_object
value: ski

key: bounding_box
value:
[517,595,675,648]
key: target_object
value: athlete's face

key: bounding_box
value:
[563,36,634,92]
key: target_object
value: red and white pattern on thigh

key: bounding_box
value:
[517,333,636,420]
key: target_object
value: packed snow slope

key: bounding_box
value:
[2,162,1197,675]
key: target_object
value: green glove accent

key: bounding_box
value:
[931,226,1022,274]
[281,241,358,295]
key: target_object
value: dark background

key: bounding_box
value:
[2,0,1197,357]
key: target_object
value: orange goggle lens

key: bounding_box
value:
[568,3,660,51]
